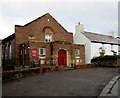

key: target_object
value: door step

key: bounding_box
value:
[65,68,75,71]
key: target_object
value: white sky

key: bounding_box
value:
[0,0,119,39]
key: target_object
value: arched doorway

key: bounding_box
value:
[58,50,67,67]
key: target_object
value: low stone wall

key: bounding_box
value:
[92,58,120,67]
[2,66,65,83]
[41,66,65,73]
[75,64,95,69]
[3,64,96,83]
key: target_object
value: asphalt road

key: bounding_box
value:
[0,67,2,98]
[2,67,119,96]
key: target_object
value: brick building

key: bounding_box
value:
[2,13,85,70]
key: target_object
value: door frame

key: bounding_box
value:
[57,49,68,67]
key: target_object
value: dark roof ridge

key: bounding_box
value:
[2,33,15,44]
[16,13,68,33]
[15,25,23,27]
[24,13,50,27]
[84,31,114,38]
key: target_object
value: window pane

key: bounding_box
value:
[44,34,52,42]
[39,47,45,56]
[75,48,80,55]
[40,48,43,54]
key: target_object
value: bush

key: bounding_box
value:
[91,55,120,62]
[91,55,120,67]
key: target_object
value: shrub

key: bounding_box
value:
[91,55,120,67]
[91,55,120,62]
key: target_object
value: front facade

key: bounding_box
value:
[74,23,119,63]
[2,13,85,70]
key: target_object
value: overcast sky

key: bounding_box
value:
[0,0,119,39]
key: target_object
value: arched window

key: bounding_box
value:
[43,27,54,42]
[9,44,12,59]
[45,28,53,34]
[44,34,52,42]
[5,44,7,60]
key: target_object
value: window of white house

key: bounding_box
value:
[75,48,80,55]
[39,47,45,56]
[111,44,113,50]
[44,34,52,42]
[102,44,104,49]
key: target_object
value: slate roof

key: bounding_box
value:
[2,33,15,44]
[83,31,119,45]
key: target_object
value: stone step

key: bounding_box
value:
[65,68,75,71]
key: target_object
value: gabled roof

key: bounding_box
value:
[83,31,119,45]
[2,33,15,44]
[22,13,69,33]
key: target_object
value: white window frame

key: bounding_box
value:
[44,34,52,42]
[39,47,45,56]
[75,48,80,56]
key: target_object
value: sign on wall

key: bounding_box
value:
[32,49,37,57]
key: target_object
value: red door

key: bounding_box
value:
[58,50,67,67]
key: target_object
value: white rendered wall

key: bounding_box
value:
[112,45,118,55]
[91,43,102,59]
[73,24,91,63]
[91,43,119,60]
[73,24,119,64]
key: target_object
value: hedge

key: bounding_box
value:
[91,55,120,62]
[91,55,120,67]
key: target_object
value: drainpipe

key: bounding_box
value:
[27,41,30,67]
[51,42,53,55]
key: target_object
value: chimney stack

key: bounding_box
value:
[75,22,84,34]
[109,31,116,38]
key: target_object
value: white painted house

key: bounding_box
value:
[74,23,120,63]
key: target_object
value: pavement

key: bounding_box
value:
[0,67,2,98]
[99,75,120,97]
[2,67,119,96]
[107,79,119,96]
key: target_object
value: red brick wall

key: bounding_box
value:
[15,13,73,65]
[29,41,85,66]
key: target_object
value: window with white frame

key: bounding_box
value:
[75,48,80,56]
[44,34,52,42]
[39,47,45,56]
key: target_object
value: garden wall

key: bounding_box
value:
[91,55,120,67]
[2,66,65,83]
